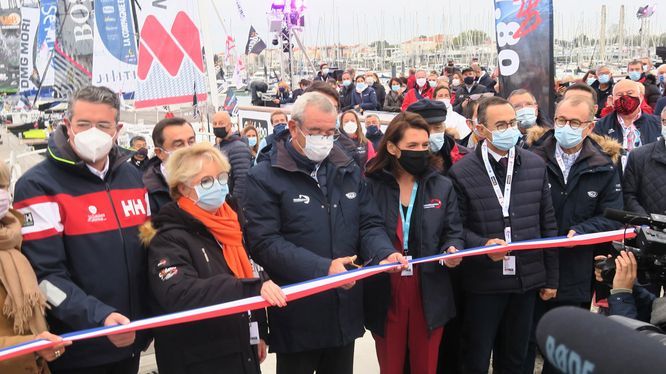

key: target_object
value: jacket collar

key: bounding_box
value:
[219,133,242,146]
[651,138,666,165]
[474,139,523,167]
[528,129,615,171]
[142,156,169,193]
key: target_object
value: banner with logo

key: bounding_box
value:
[134,0,208,109]
[0,3,21,92]
[92,0,138,94]
[19,2,57,94]
[53,0,94,97]
[494,0,554,120]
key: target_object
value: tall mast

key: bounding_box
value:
[599,5,606,63]
[618,5,625,62]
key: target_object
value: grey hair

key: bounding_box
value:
[67,85,121,123]
[556,95,596,121]
[365,114,380,121]
[290,92,337,125]
[507,89,536,103]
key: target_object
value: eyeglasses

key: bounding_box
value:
[193,173,229,190]
[74,121,116,131]
[298,126,340,141]
[492,119,518,132]
[554,118,594,130]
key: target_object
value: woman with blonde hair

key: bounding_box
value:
[0,163,70,373]
[340,110,376,169]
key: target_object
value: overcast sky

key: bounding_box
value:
[206,0,663,52]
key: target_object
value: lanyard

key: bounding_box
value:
[399,181,418,253]
[481,142,515,242]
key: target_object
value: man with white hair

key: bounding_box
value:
[243,92,407,374]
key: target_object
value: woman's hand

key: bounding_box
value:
[35,331,71,362]
[261,280,287,307]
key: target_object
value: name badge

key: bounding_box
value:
[621,154,628,172]
[249,321,260,345]
[503,256,516,276]
[401,255,413,277]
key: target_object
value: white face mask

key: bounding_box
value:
[661,125,666,140]
[0,189,9,219]
[73,127,114,163]
[343,121,358,135]
[437,98,452,110]
[299,129,334,162]
[416,78,427,87]
[365,77,375,85]
[452,78,461,87]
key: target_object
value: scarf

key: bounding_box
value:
[177,198,254,278]
[0,211,48,335]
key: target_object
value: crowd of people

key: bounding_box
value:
[1,55,666,374]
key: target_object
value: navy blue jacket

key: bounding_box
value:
[623,138,666,215]
[217,134,252,205]
[593,112,661,148]
[351,87,379,111]
[13,126,151,370]
[609,287,656,322]
[242,134,396,353]
[143,156,171,215]
[528,128,623,302]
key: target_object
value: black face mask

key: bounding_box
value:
[464,76,475,85]
[214,127,228,139]
[397,150,429,177]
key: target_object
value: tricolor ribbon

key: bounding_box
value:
[0,228,635,362]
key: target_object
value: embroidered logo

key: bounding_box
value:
[345,192,357,200]
[22,212,34,227]
[587,191,598,198]
[293,195,310,204]
[158,266,178,281]
[424,199,442,209]
[87,205,107,223]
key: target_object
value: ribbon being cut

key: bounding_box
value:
[0,228,635,362]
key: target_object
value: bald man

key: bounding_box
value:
[593,79,661,159]
[212,111,252,206]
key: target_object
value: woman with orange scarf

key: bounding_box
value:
[143,143,286,374]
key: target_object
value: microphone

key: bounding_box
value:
[603,208,666,229]
[536,307,666,374]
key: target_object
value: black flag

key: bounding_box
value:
[245,26,266,55]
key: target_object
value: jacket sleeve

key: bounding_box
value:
[655,98,666,120]
[539,168,560,289]
[360,90,378,111]
[357,179,396,264]
[13,179,116,330]
[242,172,333,283]
[608,286,656,322]
[148,233,262,312]
[401,91,414,111]
[227,143,253,205]
[449,172,488,249]
[622,150,649,215]
[440,183,465,252]
[571,169,624,234]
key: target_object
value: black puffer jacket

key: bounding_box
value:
[143,156,171,215]
[145,202,264,374]
[217,134,252,204]
[372,82,386,111]
[528,128,623,302]
[448,141,559,294]
[364,167,464,336]
[624,138,666,215]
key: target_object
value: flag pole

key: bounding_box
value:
[198,0,220,111]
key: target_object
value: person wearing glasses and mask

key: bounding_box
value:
[144,117,197,214]
[143,143,287,374]
[448,96,558,374]
[523,95,623,373]
[242,92,408,374]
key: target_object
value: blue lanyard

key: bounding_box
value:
[399,181,418,253]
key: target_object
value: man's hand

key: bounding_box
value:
[379,252,409,273]
[485,238,508,262]
[564,230,577,247]
[540,288,557,301]
[104,312,135,348]
[441,246,462,268]
[329,256,357,290]
[613,251,637,290]
[258,339,268,363]
[261,280,287,307]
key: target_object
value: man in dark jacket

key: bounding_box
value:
[524,96,623,373]
[452,67,489,114]
[339,71,355,111]
[314,63,334,82]
[13,86,150,373]
[144,117,196,214]
[242,92,407,374]
[291,79,310,102]
[213,111,252,205]
[448,96,558,374]
[590,65,614,118]
[476,67,497,95]
[364,114,383,150]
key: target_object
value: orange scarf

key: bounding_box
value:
[177,197,254,278]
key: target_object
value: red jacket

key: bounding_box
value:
[401,86,434,111]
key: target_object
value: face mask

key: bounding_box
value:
[279,87,286,92]
[428,80,437,87]
[365,78,375,85]
[555,124,585,149]
[452,78,461,87]
[516,107,538,129]
[629,71,641,81]
[662,125,666,139]
[464,76,475,85]
[490,126,521,151]
[248,137,257,147]
[273,123,287,135]
[614,95,641,115]
[73,127,114,163]
[397,149,429,177]
[356,83,367,92]
[391,85,400,92]
[322,68,330,75]
[598,74,610,84]
[429,132,446,152]
[343,121,358,135]
[0,189,9,219]
[416,78,427,87]
[299,129,334,162]
[342,79,352,87]
[213,127,228,139]
[586,77,596,85]
[366,125,380,137]
[194,180,229,212]
[660,75,666,83]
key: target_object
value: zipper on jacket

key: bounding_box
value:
[105,183,134,320]
[201,247,213,274]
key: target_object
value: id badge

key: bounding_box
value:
[621,155,628,172]
[401,255,413,277]
[249,321,260,345]
[503,256,516,276]
[503,227,512,244]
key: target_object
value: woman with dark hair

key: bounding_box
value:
[351,75,379,112]
[582,69,597,86]
[241,126,260,164]
[364,112,464,374]
[340,110,376,169]
[384,78,404,112]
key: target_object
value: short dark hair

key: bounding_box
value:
[152,117,192,148]
[461,67,474,75]
[299,79,311,87]
[477,96,511,126]
[433,85,450,97]
[304,81,340,109]
[462,99,480,120]
[270,110,288,124]
[628,59,642,68]
[564,83,598,103]
[129,136,146,148]
[68,85,120,122]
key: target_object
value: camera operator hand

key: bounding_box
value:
[613,251,637,291]
[593,254,611,283]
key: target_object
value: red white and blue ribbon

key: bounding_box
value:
[0,228,635,362]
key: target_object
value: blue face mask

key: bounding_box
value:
[516,107,537,129]
[391,85,400,92]
[491,126,521,151]
[629,71,642,81]
[342,80,352,87]
[194,180,229,211]
[598,74,611,84]
[554,124,585,149]
[273,123,287,135]
[248,137,257,147]
[586,77,596,86]
[429,132,445,152]
[356,82,367,91]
